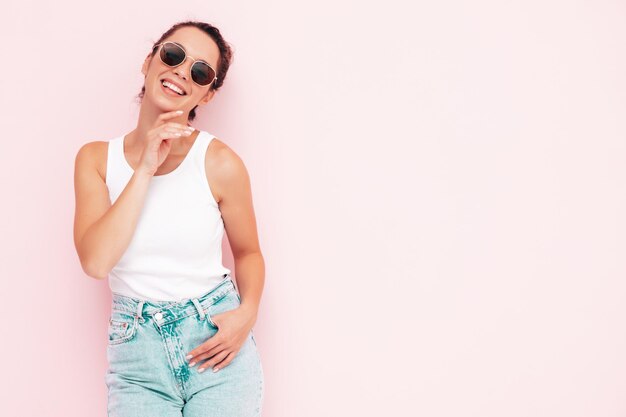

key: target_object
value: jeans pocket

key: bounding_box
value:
[108,310,138,345]
[205,289,241,329]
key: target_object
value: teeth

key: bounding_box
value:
[162,80,184,95]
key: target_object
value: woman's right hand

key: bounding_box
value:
[135,110,195,177]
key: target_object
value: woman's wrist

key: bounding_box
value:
[238,302,258,323]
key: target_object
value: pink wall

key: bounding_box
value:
[2,1,625,416]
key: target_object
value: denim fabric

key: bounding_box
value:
[105,276,264,416]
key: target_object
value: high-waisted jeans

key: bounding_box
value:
[105,275,264,416]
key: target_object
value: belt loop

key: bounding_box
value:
[191,298,205,319]
[136,300,145,323]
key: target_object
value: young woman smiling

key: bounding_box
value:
[73,21,264,416]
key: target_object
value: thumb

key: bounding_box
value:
[211,313,222,327]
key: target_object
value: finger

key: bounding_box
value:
[164,122,194,130]
[158,130,185,140]
[186,336,223,362]
[161,129,192,139]
[163,125,194,136]
[155,110,185,125]
[198,349,230,373]
[188,341,227,366]
[210,351,236,373]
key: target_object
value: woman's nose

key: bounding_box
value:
[174,57,194,81]
[173,66,189,81]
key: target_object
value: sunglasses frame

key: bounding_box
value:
[152,41,218,88]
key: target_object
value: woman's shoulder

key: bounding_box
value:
[75,140,110,182]
[203,134,251,201]
[205,134,246,170]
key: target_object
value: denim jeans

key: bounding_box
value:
[105,275,264,416]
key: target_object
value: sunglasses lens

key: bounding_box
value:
[160,42,185,66]
[191,62,215,86]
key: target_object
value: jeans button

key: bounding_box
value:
[154,312,163,321]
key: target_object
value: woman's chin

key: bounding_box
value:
[147,91,187,113]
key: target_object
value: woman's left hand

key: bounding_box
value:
[185,305,257,373]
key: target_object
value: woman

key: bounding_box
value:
[73,20,265,416]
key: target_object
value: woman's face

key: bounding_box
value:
[141,26,220,114]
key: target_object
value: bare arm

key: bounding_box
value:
[73,142,152,280]
[212,143,265,322]
[182,141,265,372]
[73,111,196,279]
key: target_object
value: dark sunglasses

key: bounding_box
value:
[152,41,218,87]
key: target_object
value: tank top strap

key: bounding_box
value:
[108,135,121,167]
[189,131,215,169]
[106,136,131,184]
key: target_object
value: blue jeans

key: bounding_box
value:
[105,276,264,416]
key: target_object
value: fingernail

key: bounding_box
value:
[213,367,220,373]
[189,361,196,367]
[185,354,193,360]
[177,110,183,114]
[198,367,206,373]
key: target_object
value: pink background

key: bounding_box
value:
[2,1,626,416]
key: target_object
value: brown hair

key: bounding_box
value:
[136,20,234,123]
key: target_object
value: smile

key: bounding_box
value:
[161,80,186,96]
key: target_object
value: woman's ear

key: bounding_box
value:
[141,54,152,77]
[198,89,216,107]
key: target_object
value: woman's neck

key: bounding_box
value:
[129,102,191,148]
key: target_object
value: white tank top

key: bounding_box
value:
[105,130,231,301]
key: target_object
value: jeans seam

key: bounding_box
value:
[108,315,138,346]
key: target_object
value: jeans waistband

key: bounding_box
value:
[110,275,236,325]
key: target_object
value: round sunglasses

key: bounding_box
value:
[152,41,218,87]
